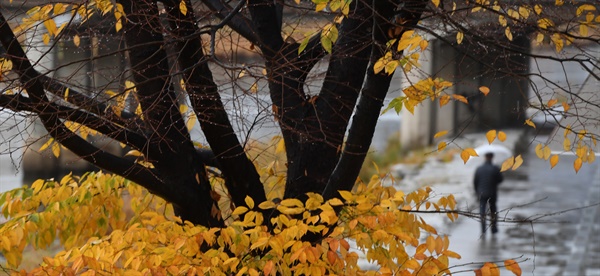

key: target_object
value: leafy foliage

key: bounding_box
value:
[0,173,474,275]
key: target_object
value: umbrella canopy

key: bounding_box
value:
[466,144,513,166]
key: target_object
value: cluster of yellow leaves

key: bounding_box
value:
[17,1,125,45]
[452,1,599,52]
[296,0,352,53]
[0,58,13,81]
[383,78,457,116]
[374,31,428,76]
[534,127,597,173]
[0,171,479,275]
[0,172,129,268]
[434,129,512,166]
[311,0,352,16]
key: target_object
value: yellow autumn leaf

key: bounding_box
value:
[498,15,507,27]
[519,6,530,19]
[186,113,196,131]
[550,154,559,168]
[547,98,558,107]
[258,201,276,209]
[73,34,80,47]
[486,130,497,144]
[576,4,596,16]
[464,148,478,157]
[373,58,385,74]
[534,4,543,14]
[580,24,589,37]
[115,19,122,32]
[179,0,188,15]
[588,150,596,163]
[39,138,54,152]
[434,130,448,138]
[460,148,478,164]
[456,32,464,44]
[232,206,249,216]
[42,33,50,45]
[275,137,285,154]
[501,156,515,172]
[564,126,572,137]
[498,131,507,142]
[574,157,583,173]
[244,196,255,209]
[536,33,544,44]
[543,145,551,160]
[479,86,490,96]
[578,130,587,140]
[505,27,513,41]
[432,0,440,7]
[563,137,571,151]
[437,141,447,151]
[125,150,143,157]
[552,33,564,52]
[179,104,188,113]
[512,155,523,170]
[51,142,60,158]
[44,18,58,36]
[524,119,536,129]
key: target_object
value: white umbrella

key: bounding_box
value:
[466,144,513,166]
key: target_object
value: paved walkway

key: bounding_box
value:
[446,152,600,276]
[391,132,600,275]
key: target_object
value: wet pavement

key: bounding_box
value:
[394,132,600,275]
[447,152,599,276]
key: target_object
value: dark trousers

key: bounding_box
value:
[479,195,498,233]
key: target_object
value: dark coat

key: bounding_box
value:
[474,161,503,197]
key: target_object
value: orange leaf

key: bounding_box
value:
[562,102,570,112]
[550,154,559,169]
[501,156,515,172]
[486,130,497,144]
[547,98,558,107]
[504,259,522,276]
[439,95,451,107]
[480,262,500,276]
[263,260,274,275]
[442,250,461,259]
[479,86,490,96]
[574,157,583,173]
[452,94,469,104]
[327,250,337,264]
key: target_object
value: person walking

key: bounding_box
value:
[474,152,503,235]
